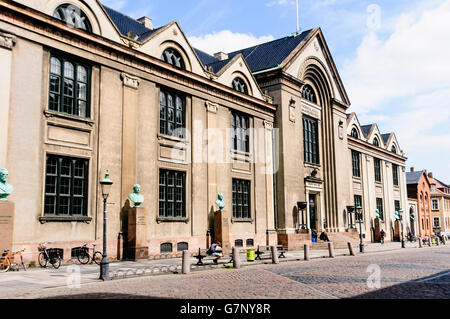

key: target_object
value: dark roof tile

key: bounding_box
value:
[102,5,158,41]
[225,30,312,73]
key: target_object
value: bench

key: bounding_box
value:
[255,245,287,260]
[193,248,226,265]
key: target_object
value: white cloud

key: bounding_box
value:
[101,0,126,11]
[188,30,274,55]
[342,0,450,114]
[342,1,450,180]
[265,0,295,8]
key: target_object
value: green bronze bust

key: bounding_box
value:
[128,184,144,208]
[375,209,380,219]
[215,193,225,211]
[0,168,13,201]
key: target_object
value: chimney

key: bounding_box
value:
[213,51,229,61]
[138,16,153,30]
[410,167,414,172]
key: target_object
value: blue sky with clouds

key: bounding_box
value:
[102,0,450,182]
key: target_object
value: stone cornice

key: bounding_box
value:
[348,136,408,162]
[0,1,275,115]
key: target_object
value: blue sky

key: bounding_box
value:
[102,0,450,183]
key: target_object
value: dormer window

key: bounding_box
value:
[391,145,397,153]
[53,4,92,33]
[302,84,317,104]
[232,77,248,94]
[351,128,359,138]
[373,137,380,147]
[161,48,185,69]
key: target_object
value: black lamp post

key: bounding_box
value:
[346,205,355,229]
[99,170,113,281]
[356,204,364,253]
[297,201,308,230]
[399,208,405,248]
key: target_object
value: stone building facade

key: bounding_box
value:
[346,113,409,243]
[1,0,412,262]
[0,0,277,262]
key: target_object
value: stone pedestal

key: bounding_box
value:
[394,220,401,242]
[278,232,310,250]
[213,210,230,249]
[374,218,381,243]
[125,207,148,260]
[0,202,14,253]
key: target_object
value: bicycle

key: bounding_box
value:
[0,249,27,272]
[77,243,102,265]
[38,243,62,269]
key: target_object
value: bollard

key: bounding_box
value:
[328,242,335,258]
[271,246,279,264]
[419,238,423,248]
[182,250,190,274]
[347,242,355,256]
[304,244,310,261]
[233,247,241,269]
[436,237,440,246]
[428,237,432,247]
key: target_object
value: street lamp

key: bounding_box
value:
[356,204,364,253]
[297,201,308,230]
[99,170,113,281]
[399,208,405,248]
[346,205,355,229]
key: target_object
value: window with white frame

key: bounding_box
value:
[432,199,439,210]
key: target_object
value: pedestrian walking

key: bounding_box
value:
[380,229,385,244]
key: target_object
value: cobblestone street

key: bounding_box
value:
[0,244,448,299]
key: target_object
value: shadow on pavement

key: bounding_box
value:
[351,270,450,299]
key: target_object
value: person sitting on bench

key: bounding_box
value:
[207,241,223,264]
[319,231,330,242]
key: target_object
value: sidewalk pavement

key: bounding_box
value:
[0,241,422,296]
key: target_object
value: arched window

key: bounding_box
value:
[53,4,92,33]
[391,145,397,154]
[302,84,317,104]
[161,48,185,69]
[232,77,248,94]
[373,137,380,147]
[351,128,359,138]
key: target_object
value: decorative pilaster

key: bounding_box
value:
[264,120,276,245]
[120,73,140,206]
[0,31,16,168]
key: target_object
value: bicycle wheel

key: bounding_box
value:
[50,256,61,269]
[1,258,11,272]
[77,250,90,264]
[38,252,48,268]
[93,251,103,265]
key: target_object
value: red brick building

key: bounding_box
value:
[406,169,433,238]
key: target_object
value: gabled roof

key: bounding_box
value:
[406,171,425,185]
[202,30,313,74]
[102,5,160,42]
[194,48,218,66]
[381,133,391,144]
[361,125,373,137]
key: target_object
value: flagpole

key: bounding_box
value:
[296,0,299,33]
